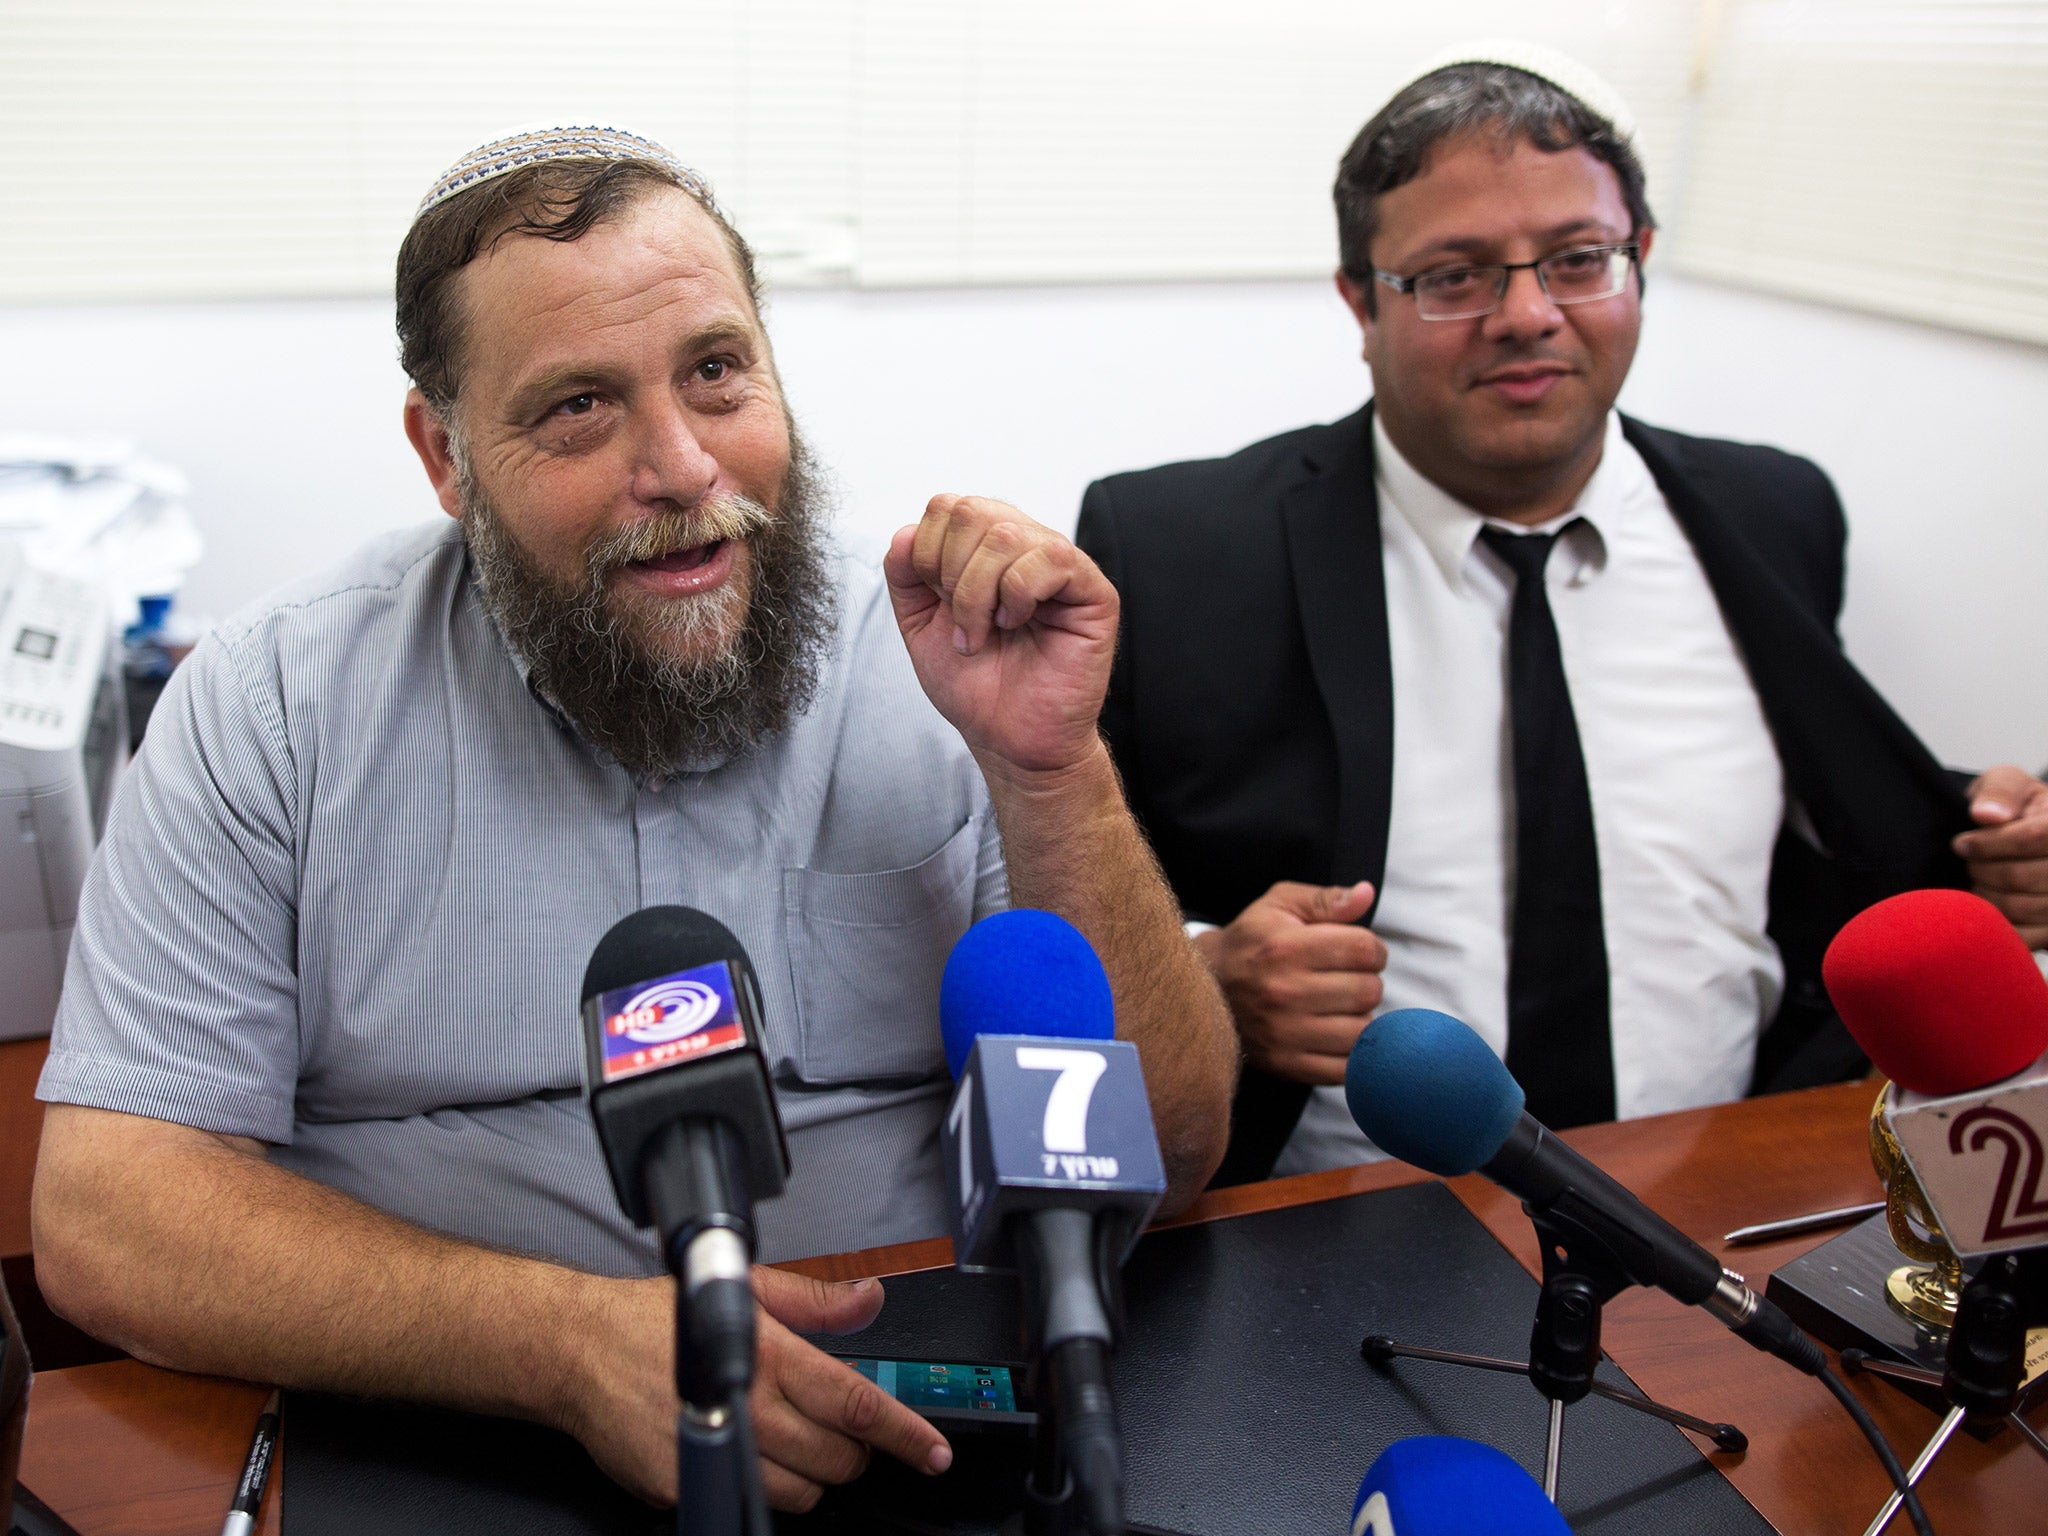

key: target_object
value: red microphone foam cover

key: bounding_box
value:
[1822,888,2048,1096]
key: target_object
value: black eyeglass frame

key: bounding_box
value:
[1373,242,1644,321]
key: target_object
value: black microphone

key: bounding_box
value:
[580,906,790,1408]
[1345,1008,1823,1375]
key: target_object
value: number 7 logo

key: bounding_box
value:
[1015,1046,1108,1153]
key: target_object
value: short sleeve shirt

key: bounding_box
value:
[38,521,1008,1268]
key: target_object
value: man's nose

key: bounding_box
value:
[630,399,720,508]
[1483,264,1564,342]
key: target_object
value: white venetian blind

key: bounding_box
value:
[1667,0,2048,344]
[850,0,1697,286]
[0,0,1697,300]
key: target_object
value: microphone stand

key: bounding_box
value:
[653,1120,774,1536]
[1014,1209,1128,1536]
[1362,1206,1747,1501]
[1842,1250,2048,1535]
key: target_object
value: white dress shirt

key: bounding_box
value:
[1278,413,1787,1174]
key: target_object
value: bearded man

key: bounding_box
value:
[30,126,1235,1511]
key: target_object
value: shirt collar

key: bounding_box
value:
[1374,411,1624,594]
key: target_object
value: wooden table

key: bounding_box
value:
[2,1036,50,1257]
[18,1080,2048,1534]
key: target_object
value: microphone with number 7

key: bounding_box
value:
[938,910,1167,1536]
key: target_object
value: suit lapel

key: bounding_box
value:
[1623,417,1966,888]
[1280,406,1395,894]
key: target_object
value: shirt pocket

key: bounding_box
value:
[781,816,981,1085]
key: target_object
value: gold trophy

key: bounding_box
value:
[1869,1084,1962,1328]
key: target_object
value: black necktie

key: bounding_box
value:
[1477,522,1615,1128]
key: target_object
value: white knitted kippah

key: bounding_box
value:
[1386,38,1637,141]
[414,122,719,220]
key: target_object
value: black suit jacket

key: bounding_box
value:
[1077,406,1970,1184]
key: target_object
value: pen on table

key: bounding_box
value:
[1723,1200,1886,1246]
[222,1387,281,1536]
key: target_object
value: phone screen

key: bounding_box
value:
[844,1358,1020,1414]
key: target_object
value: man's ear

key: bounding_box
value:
[1335,269,1376,365]
[402,389,465,521]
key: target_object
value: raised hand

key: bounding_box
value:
[885,495,1118,779]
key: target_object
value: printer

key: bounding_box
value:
[0,541,126,1041]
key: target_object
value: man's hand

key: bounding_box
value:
[565,1267,950,1512]
[748,1268,952,1512]
[1955,765,2048,948]
[885,496,1118,779]
[1195,881,1387,1085]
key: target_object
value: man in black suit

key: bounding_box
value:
[1076,50,2048,1183]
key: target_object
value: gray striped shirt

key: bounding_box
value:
[39,521,1007,1268]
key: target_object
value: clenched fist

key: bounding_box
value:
[1196,881,1388,1085]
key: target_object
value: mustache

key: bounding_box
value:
[584,494,774,579]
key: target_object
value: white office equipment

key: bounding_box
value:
[0,541,127,1042]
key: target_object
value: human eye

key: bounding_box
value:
[532,389,616,452]
[1418,266,1487,298]
[1546,247,1609,277]
[684,351,757,411]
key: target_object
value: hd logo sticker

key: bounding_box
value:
[596,961,745,1084]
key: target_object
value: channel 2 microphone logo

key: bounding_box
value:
[598,962,746,1084]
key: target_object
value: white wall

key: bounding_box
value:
[1,274,2043,770]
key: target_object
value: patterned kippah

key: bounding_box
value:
[1388,38,1637,141]
[414,123,719,219]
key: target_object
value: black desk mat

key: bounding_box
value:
[285,1181,1774,1535]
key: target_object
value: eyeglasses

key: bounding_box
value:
[1374,243,1642,321]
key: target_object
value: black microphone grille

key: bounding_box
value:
[580,905,751,1004]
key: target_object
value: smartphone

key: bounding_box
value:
[835,1356,1038,1435]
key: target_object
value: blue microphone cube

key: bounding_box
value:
[942,1035,1167,1273]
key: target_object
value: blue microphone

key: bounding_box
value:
[1349,1437,1569,1535]
[939,910,1165,1269]
[939,910,1166,1536]
[1345,1009,1821,1373]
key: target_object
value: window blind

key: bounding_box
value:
[25,0,1995,328]
[1666,0,2048,344]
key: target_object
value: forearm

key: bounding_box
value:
[980,741,1238,1206]
[31,1104,640,1432]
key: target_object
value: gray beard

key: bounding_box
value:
[459,439,837,780]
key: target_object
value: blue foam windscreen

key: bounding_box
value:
[940,909,1114,1080]
[1350,1436,1569,1535]
[1343,1008,1524,1177]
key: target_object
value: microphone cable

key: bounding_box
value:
[1816,1360,1934,1536]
